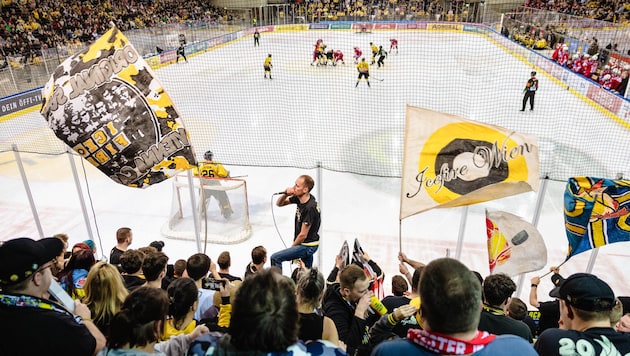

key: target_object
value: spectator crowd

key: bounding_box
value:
[2,229,630,355]
[0,0,238,61]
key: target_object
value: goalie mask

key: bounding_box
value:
[204,150,213,161]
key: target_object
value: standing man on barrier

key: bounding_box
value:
[195,150,233,219]
[271,175,321,270]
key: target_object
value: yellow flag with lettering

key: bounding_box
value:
[40,26,197,188]
[400,105,539,219]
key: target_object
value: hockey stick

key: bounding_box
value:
[371,76,384,82]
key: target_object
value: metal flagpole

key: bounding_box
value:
[515,176,548,296]
[454,206,468,260]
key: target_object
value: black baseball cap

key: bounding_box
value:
[548,273,565,298]
[0,237,63,286]
[559,273,615,312]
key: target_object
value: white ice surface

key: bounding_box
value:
[1,30,629,302]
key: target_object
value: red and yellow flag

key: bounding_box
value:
[486,210,547,276]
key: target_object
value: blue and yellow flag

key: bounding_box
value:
[400,105,539,218]
[564,177,630,258]
[40,26,197,188]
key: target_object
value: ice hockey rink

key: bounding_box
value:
[1,29,630,300]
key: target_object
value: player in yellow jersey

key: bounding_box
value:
[264,54,273,79]
[195,150,233,219]
[356,58,370,88]
[370,42,378,64]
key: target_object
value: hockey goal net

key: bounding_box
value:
[161,173,252,245]
[354,23,373,33]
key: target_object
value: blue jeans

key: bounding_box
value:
[271,245,319,269]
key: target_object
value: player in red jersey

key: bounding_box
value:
[353,47,362,64]
[389,38,398,54]
[333,50,345,66]
[311,39,323,66]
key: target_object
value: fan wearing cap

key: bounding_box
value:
[535,273,630,355]
[0,237,106,355]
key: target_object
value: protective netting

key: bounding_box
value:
[1,23,629,182]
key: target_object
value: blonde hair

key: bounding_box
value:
[83,261,128,328]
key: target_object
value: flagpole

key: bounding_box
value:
[585,249,599,273]
[398,219,402,253]
[539,259,568,278]
[516,176,549,296]
[454,206,468,260]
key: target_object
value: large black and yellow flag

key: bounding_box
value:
[400,105,539,218]
[564,177,630,258]
[40,26,197,188]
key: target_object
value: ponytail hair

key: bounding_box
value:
[297,267,325,306]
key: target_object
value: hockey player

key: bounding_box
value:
[558,45,569,66]
[264,54,272,79]
[311,39,323,65]
[582,54,598,78]
[333,50,345,65]
[356,57,370,88]
[572,53,584,74]
[609,68,623,91]
[376,46,387,68]
[318,44,327,65]
[389,38,398,54]
[196,150,233,219]
[600,74,613,90]
[324,49,334,66]
[370,42,378,64]
[353,47,362,64]
[176,44,187,63]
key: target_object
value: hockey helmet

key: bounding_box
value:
[591,54,598,60]
[204,150,213,161]
[602,74,611,81]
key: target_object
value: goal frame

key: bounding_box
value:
[162,172,252,246]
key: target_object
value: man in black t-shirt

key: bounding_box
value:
[529,267,563,335]
[535,273,630,355]
[271,175,321,271]
[109,226,133,266]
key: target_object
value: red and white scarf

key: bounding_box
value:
[407,329,496,355]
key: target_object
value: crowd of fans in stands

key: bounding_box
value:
[1,0,628,60]
[3,231,630,355]
[0,0,237,59]
[522,0,630,23]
